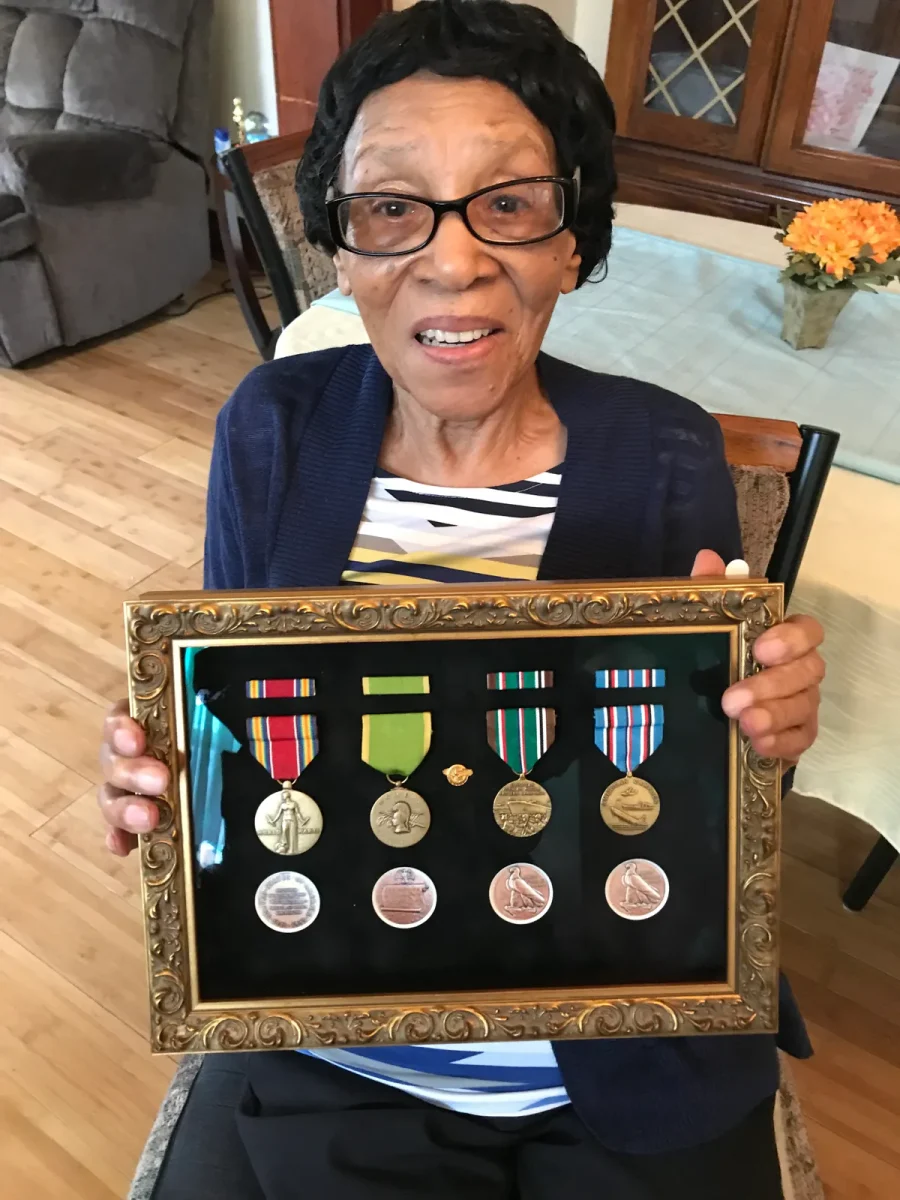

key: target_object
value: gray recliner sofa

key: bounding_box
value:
[0,0,212,366]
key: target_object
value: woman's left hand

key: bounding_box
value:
[691,550,824,765]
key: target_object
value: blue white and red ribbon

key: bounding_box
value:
[594,705,663,774]
[246,678,316,699]
[247,714,318,780]
[595,669,665,689]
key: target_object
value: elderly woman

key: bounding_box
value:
[99,3,824,1197]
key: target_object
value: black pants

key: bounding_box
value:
[151,1052,784,1199]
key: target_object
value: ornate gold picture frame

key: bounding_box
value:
[125,579,783,1055]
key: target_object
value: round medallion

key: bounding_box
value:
[254,787,322,856]
[489,863,553,925]
[370,786,431,847]
[492,777,551,837]
[372,866,436,929]
[605,858,669,921]
[600,776,660,836]
[255,870,320,933]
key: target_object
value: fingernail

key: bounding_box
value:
[125,803,154,832]
[136,768,162,793]
[725,559,750,578]
[112,727,134,753]
[105,829,117,852]
[722,687,751,717]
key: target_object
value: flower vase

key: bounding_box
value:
[781,279,854,350]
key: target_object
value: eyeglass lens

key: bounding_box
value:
[337,180,566,253]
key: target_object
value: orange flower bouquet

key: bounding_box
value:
[776,198,900,349]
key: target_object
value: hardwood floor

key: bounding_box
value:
[0,287,897,1198]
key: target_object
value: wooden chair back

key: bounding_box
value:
[217,128,333,359]
[712,415,837,601]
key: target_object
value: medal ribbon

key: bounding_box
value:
[246,677,316,698]
[487,708,556,776]
[595,669,665,689]
[247,714,318,781]
[487,670,554,689]
[594,705,663,774]
[361,676,432,777]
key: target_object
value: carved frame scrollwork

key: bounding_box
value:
[125,581,782,1054]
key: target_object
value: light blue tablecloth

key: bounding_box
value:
[314,226,900,483]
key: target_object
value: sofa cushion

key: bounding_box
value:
[63,17,181,139]
[96,0,192,48]
[5,13,81,112]
[5,129,156,205]
[0,195,36,258]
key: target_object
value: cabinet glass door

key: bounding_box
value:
[644,1,760,128]
[802,1,900,161]
[606,0,793,161]
[764,0,900,193]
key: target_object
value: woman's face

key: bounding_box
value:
[334,74,581,420]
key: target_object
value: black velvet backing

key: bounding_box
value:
[187,631,732,1003]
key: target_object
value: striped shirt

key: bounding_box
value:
[302,465,569,1117]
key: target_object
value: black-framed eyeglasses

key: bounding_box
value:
[326,175,578,257]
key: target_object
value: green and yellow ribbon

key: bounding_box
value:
[361,676,432,777]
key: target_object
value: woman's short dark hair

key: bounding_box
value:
[296,0,617,286]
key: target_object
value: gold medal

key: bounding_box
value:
[370,783,431,848]
[255,785,323,855]
[492,775,552,838]
[600,774,660,836]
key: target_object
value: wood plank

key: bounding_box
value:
[0,728,92,829]
[0,496,164,591]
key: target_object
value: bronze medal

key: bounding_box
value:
[255,787,323,855]
[605,858,669,921]
[492,776,552,838]
[372,866,436,928]
[489,863,553,925]
[370,785,431,847]
[600,775,660,836]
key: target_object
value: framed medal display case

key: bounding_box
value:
[125,579,783,1055]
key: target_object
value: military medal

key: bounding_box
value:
[487,707,555,837]
[605,858,669,920]
[595,705,663,836]
[372,866,436,929]
[362,676,432,847]
[255,870,321,932]
[489,863,553,925]
[247,711,323,855]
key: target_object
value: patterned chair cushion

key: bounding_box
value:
[730,464,791,576]
[254,158,338,311]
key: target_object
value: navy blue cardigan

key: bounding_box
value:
[205,344,809,1154]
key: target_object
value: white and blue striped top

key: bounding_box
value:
[301,466,569,1117]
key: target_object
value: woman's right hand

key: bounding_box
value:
[99,699,169,856]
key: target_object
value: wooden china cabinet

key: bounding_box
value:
[605,0,900,223]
